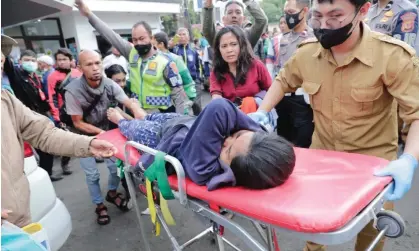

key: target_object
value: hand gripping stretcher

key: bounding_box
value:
[98,129,406,251]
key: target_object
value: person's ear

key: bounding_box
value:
[359,2,371,19]
[222,15,227,24]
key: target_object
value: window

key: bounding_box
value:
[23,20,60,36]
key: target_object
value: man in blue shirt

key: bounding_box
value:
[173,28,203,112]
[107,98,296,190]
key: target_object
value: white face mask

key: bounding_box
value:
[21,61,38,73]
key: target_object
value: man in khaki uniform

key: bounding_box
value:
[248,0,419,250]
[1,34,117,227]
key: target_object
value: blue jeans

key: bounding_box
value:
[79,157,119,205]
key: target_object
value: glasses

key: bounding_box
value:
[309,11,358,30]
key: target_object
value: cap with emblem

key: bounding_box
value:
[1,34,18,57]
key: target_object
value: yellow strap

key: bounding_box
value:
[159,193,176,225]
[146,179,160,236]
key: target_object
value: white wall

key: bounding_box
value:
[66,12,163,51]
[59,12,77,40]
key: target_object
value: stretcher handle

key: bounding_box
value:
[124,141,188,206]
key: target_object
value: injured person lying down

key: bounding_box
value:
[107,98,296,191]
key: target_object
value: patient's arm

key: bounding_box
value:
[178,99,262,189]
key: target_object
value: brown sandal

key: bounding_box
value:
[106,192,129,212]
[95,205,110,225]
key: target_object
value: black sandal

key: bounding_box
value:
[106,192,129,212]
[95,206,110,225]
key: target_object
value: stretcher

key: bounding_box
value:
[98,129,406,251]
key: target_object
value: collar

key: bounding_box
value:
[81,75,106,96]
[312,22,374,67]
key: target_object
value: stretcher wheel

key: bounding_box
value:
[376,211,405,238]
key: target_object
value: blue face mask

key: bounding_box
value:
[21,61,38,73]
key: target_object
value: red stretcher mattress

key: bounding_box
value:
[98,129,392,233]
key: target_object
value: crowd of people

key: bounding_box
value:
[1,0,419,250]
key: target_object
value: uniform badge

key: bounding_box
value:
[169,62,179,74]
[148,61,157,71]
[145,61,158,76]
[133,54,139,62]
[289,17,295,24]
[380,17,389,22]
[384,10,394,17]
[400,11,417,32]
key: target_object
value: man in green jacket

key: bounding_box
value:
[75,0,190,114]
[202,0,268,48]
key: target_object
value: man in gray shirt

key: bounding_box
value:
[202,0,268,48]
[65,50,144,225]
[75,0,190,115]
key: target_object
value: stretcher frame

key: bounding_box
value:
[122,141,397,251]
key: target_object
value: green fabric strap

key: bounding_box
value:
[116,159,125,178]
[144,151,175,200]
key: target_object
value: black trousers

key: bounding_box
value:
[35,149,54,176]
[275,95,314,148]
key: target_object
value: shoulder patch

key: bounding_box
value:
[372,33,416,55]
[412,56,419,67]
[298,37,319,48]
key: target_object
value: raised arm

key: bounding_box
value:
[75,0,132,58]
[202,0,216,46]
[244,0,268,48]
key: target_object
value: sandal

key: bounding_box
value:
[106,192,130,212]
[95,206,110,225]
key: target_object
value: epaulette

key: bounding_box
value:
[372,32,416,56]
[298,37,318,48]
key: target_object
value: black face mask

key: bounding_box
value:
[313,20,358,49]
[313,11,360,49]
[135,43,152,56]
[285,9,304,29]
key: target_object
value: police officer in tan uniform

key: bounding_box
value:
[276,0,314,148]
[366,0,418,148]
[248,0,419,249]
[366,0,418,51]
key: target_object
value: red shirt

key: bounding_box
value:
[47,69,82,121]
[209,59,272,102]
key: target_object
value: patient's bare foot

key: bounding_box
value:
[107,108,124,124]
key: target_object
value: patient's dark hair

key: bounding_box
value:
[231,132,296,189]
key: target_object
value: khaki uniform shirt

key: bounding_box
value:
[275,23,419,161]
[1,91,93,227]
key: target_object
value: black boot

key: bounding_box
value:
[61,157,72,175]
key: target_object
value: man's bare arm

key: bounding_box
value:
[404,121,419,160]
[72,115,105,135]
